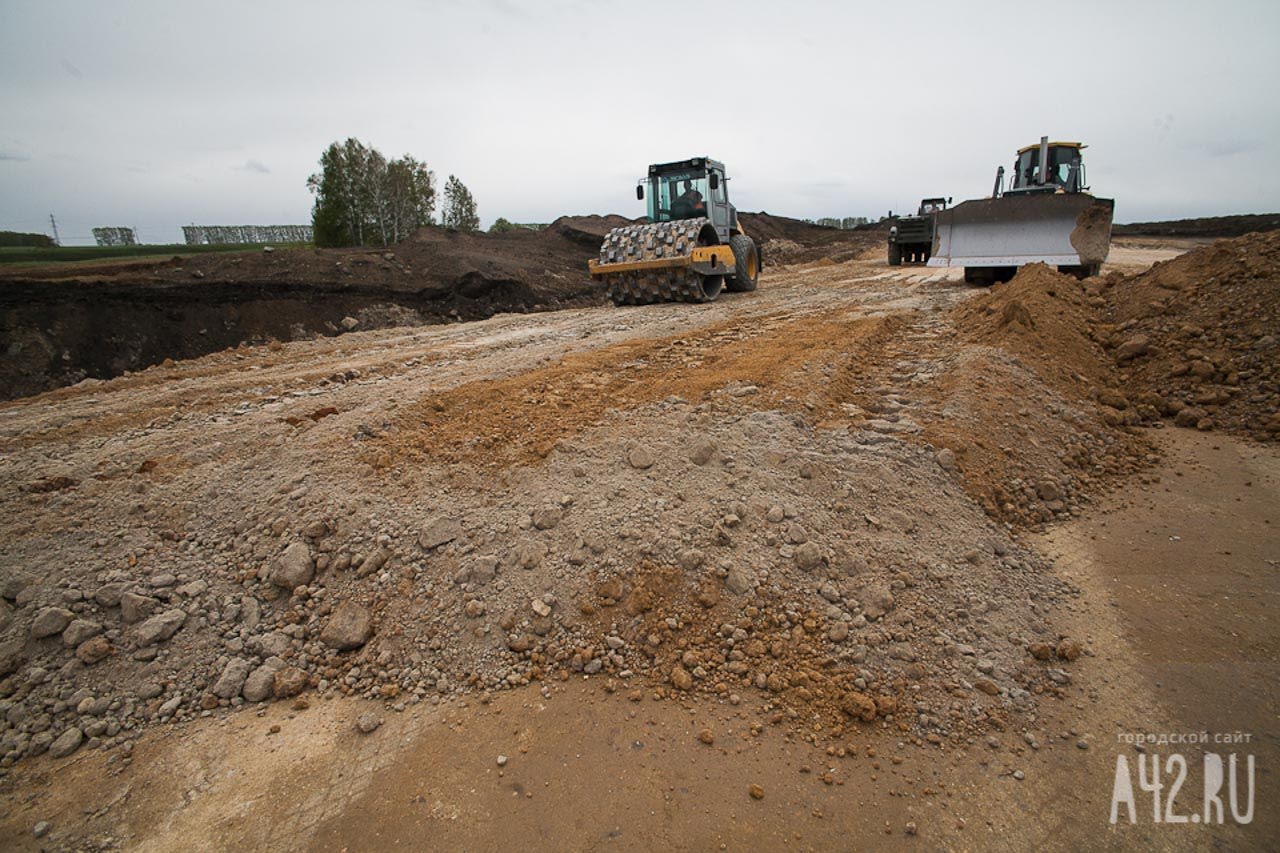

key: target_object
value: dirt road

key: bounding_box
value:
[0,242,1274,850]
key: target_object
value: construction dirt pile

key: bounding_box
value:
[740,213,883,266]
[0,400,1084,772]
[816,263,1154,530]
[0,276,1094,776]
[923,232,1279,526]
[5,225,602,297]
[1100,230,1280,440]
[0,225,604,402]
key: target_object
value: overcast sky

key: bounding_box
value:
[2,0,1278,245]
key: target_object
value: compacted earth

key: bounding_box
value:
[0,227,1275,851]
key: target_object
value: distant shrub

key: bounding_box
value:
[92,227,137,247]
[0,231,55,248]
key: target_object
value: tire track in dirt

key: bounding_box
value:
[366,310,906,470]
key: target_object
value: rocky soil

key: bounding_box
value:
[1102,230,1280,439]
[0,257,1066,777]
[0,230,1272,842]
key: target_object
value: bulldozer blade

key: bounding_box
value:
[926,193,1114,269]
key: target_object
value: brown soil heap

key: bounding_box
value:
[1101,230,1280,439]
[740,213,883,266]
[925,233,1278,526]
[953,232,1279,445]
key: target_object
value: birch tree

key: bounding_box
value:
[441,175,479,232]
[308,139,437,247]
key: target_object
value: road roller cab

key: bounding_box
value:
[636,157,739,243]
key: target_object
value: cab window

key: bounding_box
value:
[652,171,709,222]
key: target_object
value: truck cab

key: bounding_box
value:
[917,197,948,216]
[889,196,950,265]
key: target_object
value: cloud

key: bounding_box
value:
[790,180,851,198]
[479,0,533,22]
[0,136,31,161]
[1204,139,1257,158]
[0,2,1275,231]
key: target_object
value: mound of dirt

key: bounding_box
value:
[923,234,1279,526]
[0,392,1079,771]
[156,225,600,301]
[0,226,607,401]
[1099,231,1280,438]
[891,264,1153,526]
[740,213,884,266]
[951,264,1114,392]
[543,214,637,247]
[1113,212,1280,239]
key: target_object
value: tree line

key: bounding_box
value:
[0,231,55,248]
[92,227,138,247]
[308,138,479,248]
[804,216,873,230]
[183,225,313,245]
[488,218,547,234]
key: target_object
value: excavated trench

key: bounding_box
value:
[0,276,578,401]
[0,213,890,402]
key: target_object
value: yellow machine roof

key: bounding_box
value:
[1017,141,1086,154]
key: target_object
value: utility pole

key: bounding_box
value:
[49,214,60,246]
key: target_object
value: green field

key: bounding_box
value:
[0,243,311,267]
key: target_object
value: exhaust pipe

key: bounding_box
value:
[992,165,1005,198]
[1038,135,1049,186]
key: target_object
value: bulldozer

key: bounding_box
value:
[588,157,761,305]
[927,137,1114,285]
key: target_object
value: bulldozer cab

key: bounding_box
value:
[1010,142,1087,194]
[637,157,736,240]
[918,197,948,215]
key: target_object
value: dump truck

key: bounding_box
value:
[888,197,949,265]
[927,137,1114,285]
[588,157,760,305]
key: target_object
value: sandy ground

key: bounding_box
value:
[1,427,1271,852]
[1102,237,1212,274]
[0,242,1274,851]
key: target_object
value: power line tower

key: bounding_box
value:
[49,214,61,246]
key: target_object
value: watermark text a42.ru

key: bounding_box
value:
[1111,733,1255,825]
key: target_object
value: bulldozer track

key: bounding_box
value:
[597,218,722,305]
